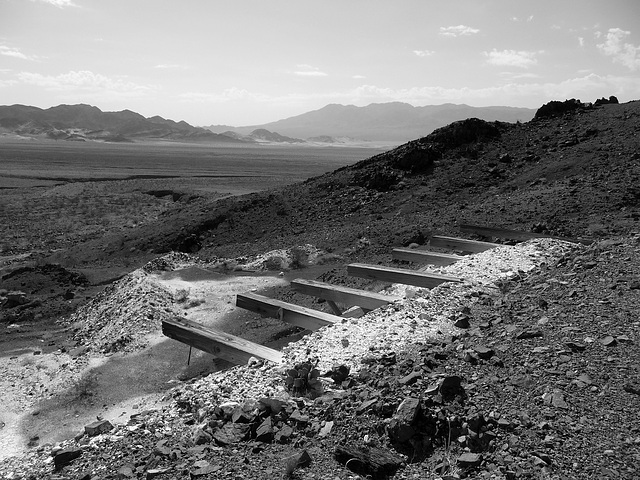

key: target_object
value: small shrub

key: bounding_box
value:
[174,288,190,303]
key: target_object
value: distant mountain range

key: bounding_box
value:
[0,102,537,146]
[0,104,241,143]
[205,102,536,143]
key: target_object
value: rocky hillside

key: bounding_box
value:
[49,99,640,271]
[0,104,243,143]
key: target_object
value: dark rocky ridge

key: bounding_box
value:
[48,99,640,270]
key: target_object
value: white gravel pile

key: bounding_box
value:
[173,238,580,408]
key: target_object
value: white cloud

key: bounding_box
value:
[439,25,480,37]
[32,0,77,7]
[293,64,327,77]
[597,28,640,71]
[346,74,640,107]
[578,37,585,47]
[413,49,435,57]
[352,75,366,79]
[0,45,35,61]
[484,49,540,68]
[154,64,188,70]
[17,70,154,97]
[179,87,270,103]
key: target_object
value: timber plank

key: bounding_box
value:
[429,235,498,253]
[392,248,462,266]
[236,292,341,331]
[162,316,282,364]
[347,263,462,288]
[460,224,593,245]
[290,278,399,311]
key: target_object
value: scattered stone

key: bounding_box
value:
[356,398,378,414]
[84,419,113,436]
[516,329,543,339]
[255,417,274,443]
[146,468,171,479]
[623,382,640,395]
[53,448,82,471]
[474,345,495,359]
[334,445,404,478]
[190,460,219,477]
[319,420,334,437]
[387,397,420,443]
[212,423,250,445]
[457,452,482,467]
[283,450,312,475]
[275,424,294,444]
[600,336,617,347]
[398,370,421,385]
[454,315,470,329]
[192,427,212,445]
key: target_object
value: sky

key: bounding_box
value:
[1,0,640,127]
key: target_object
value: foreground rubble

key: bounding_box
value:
[2,236,638,479]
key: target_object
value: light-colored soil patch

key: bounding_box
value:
[0,266,289,461]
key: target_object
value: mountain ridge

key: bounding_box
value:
[0,104,242,143]
[205,102,536,143]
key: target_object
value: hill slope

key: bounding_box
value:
[51,100,639,269]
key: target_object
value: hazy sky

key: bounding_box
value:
[1,0,640,126]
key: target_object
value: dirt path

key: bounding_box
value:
[0,267,293,461]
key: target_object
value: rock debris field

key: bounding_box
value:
[1,236,639,479]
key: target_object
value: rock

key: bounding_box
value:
[275,424,294,444]
[84,419,113,436]
[54,447,82,470]
[398,370,421,385]
[623,382,640,395]
[212,423,250,445]
[319,421,334,437]
[516,329,543,339]
[146,468,171,479]
[532,451,552,465]
[565,341,586,352]
[387,397,420,443]
[116,465,134,478]
[334,445,404,478]
[600,336,617,347]
[3,291,28,308]
[439,376,464,398]
[457,452,482,467]
[190,460,219,477]
[283,450,312,475]
[356,398,378,414]
[257,397,288,414]
[543,390,569,409]
[289,409,309,426]
[255,417,274,443]
[454,315,470,329]
[192,427,212,445]
[275,425,293,443]
[473,345,495,360]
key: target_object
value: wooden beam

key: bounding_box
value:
[236,292,341,331]
[347,263,462,288]
[162,316,282,365]
[290,278,399,311]
[392,248,462,266]
[429,235,498,253]
[459,224,593,245]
